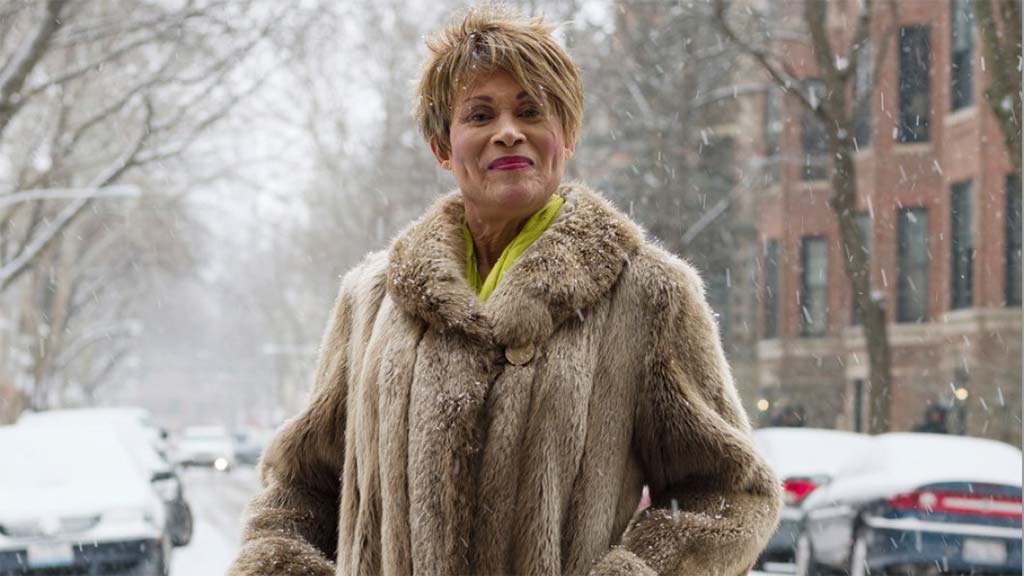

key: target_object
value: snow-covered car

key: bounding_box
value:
[752,427,871,571]
[18,407,170,461]
[174,425,236,471]
[0,425,171,575]
[17,407,193,547]
[795,433,1022,576]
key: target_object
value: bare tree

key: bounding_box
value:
[712,0,898,433]
[975,0,1022,180]
[0,0,298,416]
[0,0,282,293]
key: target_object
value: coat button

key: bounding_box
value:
[505,342,535,366]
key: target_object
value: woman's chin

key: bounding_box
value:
[486,182,552,213]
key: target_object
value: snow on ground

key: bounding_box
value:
[170,467,259,576]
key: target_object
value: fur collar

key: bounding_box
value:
[386,182,644,348]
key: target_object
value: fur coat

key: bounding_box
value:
[228,183,781,576]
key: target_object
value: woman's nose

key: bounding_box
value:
[492,115,525,147]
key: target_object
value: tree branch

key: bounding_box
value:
[0,0,69,136]
[0,98,153,292]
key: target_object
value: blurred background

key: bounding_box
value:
[0,0,1020,575]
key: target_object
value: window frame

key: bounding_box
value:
[897,207,930,322]
[763,239,780,339]
[851,212,872,325]
[950,180,974,310]
[898,25,932,143]
[801,79,828,181]
[950,0,975,111]
[800,235,829,336]
[1007,174,1022,307]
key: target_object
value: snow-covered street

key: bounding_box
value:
[171,468,259,576]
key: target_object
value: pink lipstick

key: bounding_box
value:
[488,156,533,170]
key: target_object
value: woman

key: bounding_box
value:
[229,6,780,576]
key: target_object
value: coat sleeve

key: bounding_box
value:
[227,278,356,576]
[590,254,782,576]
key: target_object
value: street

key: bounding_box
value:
[171,468,259,576]
[166,467,784,576]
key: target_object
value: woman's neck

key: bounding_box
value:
[465,211,529,280]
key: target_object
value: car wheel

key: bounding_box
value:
[170,500,194,547]
[794,532,822,576]
[848,529,870,576]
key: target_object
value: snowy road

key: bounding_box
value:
[165,468,785,576]
[171,467,259,576]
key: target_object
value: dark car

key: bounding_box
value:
[795,433,1022,576]
[753,427,870,572]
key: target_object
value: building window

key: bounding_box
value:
[899,26,931,143]
[800,236,828,336]
[853,40,873,149]
[897,208,930,322]
[951,0,975,111]
[950,180,974,309]
[801,79,828,180]
[852,379,864,433]
[763,87,782,184]
[763,240,779,338]
[1007,174,1022,306]
[851,212,872,325]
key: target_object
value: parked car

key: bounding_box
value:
[795,433,1022,576]
[232,428,275,466]
[0,425,171,575]
[18,407,169,461]
[16,407,193,547]
[753,427,871,571]
[174,425,236,471]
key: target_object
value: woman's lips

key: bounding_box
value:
[488,156,534,170]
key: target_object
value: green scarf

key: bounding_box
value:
[464,194,564,301]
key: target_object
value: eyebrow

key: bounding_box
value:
[462,91,530,105]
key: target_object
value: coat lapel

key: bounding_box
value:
[386,182,644,349]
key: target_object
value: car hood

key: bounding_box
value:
[0,424,157,522]
[0,471,154,521]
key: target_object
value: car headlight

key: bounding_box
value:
[213,457,229,471]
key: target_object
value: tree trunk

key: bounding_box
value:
[976,0,1022,181]
[808,0,894,432]
[830,134,893,433]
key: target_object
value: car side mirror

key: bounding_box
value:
[151,470,175,483]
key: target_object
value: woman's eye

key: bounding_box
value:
[520,108,541,118]
[466,111,491,122]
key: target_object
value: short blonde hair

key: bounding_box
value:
[416,4,584,156]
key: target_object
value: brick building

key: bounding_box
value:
[749,0,1021,444]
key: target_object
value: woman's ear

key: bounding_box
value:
[430,136,452,171]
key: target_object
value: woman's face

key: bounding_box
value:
[432,71,573,223]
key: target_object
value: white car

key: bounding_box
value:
[752,427,871,571]
[174,425,236,471]
[18,407,170,461]
[796,433,1022,576]
[16,407,194,547]
[0,425,171,575]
